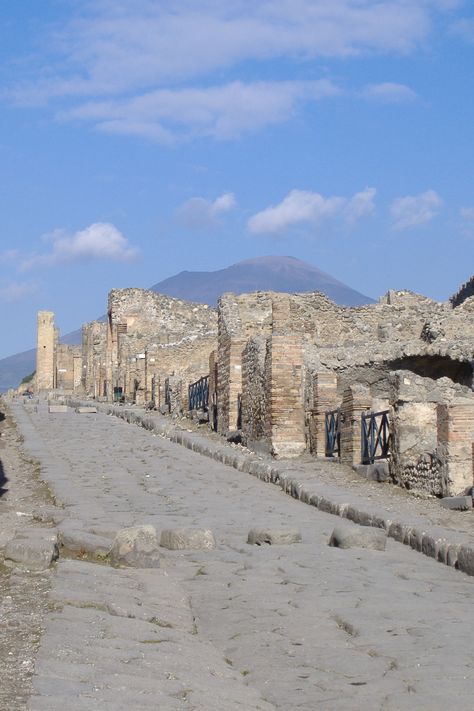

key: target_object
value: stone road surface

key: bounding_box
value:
[4,400,474,710]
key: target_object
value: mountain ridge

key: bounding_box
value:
[0,256,374,392]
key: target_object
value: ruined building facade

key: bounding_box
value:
[34,276,474,499]
[35,311,81,393]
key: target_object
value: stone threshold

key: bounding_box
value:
[67,399,474,578]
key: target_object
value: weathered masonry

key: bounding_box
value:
[33,274,474,499]
[212,287,474,497]
[35,311,81,393]
[86,289,217,410]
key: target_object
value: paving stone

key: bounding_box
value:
[4,534,59,571]
[247,528,302,545]
[110,525,160,568]
[328,524,387,551]
[160,527,216,550]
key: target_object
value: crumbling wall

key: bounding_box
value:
[56,344,81,391]
[82,321,107,397]
[389,371,474,496]
[217,292,273,434]
[105,288,217,403]
[450,276,474,307]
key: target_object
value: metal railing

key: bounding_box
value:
[361,410,390,464]
[188,375,209,411]
[325,409,341,457]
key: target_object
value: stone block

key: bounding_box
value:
[48,405,68,413]
[4,534,59,571]
[440,496,472,511]
[111,525,160,568]
[160,528,216,550]
[247,528,302,545]
[75,406,98,414]
[456,545,474,576]
[328,524,386,551]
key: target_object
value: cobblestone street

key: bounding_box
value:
[2,400,474,710]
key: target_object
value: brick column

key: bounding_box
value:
[217,336,246,434]
[266,333,305,458]
[340,384,372,466]
[309,372,339,456]
[437,400,474,496]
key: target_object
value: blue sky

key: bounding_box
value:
[1,0,474,359]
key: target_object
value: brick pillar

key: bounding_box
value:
[309,372,339,457]
[266,333,305,458]
[36,311,56,391]
[437,400,474,496]
[217,336,246,434]
[340,384,371,466]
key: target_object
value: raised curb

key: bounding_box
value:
[65,399,474,576]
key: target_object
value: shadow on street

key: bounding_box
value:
[0,459,7,498]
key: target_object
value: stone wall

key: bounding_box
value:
[217,292,273,435]
[56,344,82,391]
[389,371,474,496]
[82,321,107,398]
[105,288,217,405]
[241,336,268,451]
[450,275,474,307]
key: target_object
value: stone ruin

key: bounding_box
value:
[32,276,474,499]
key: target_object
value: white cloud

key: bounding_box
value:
[0,280,38,303]
[3,1,458,142]
[345,187,377,223]
[6,1,442,105]
[21,222,139,270]
[360,82,417,103]
[177,192,237,229]
[248,187,376,234]
[390,190,443,229]
[60,79,340,141]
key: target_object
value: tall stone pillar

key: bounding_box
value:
[437,400,474,496]
[309,372,339,456]
[36,311,56,391]
[266,332,306,457]
[340,384,371,466]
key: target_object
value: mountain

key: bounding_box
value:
[150,256,374,307]
[0,256,374,392]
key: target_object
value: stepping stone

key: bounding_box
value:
[4,532,59,571]
[111,525,160,568]
[329,524,386,551]
[49,405,68,413]
[440,496,472,511]
[75,407,98,414]
[247,528,302,545]
[160,528,216,550]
